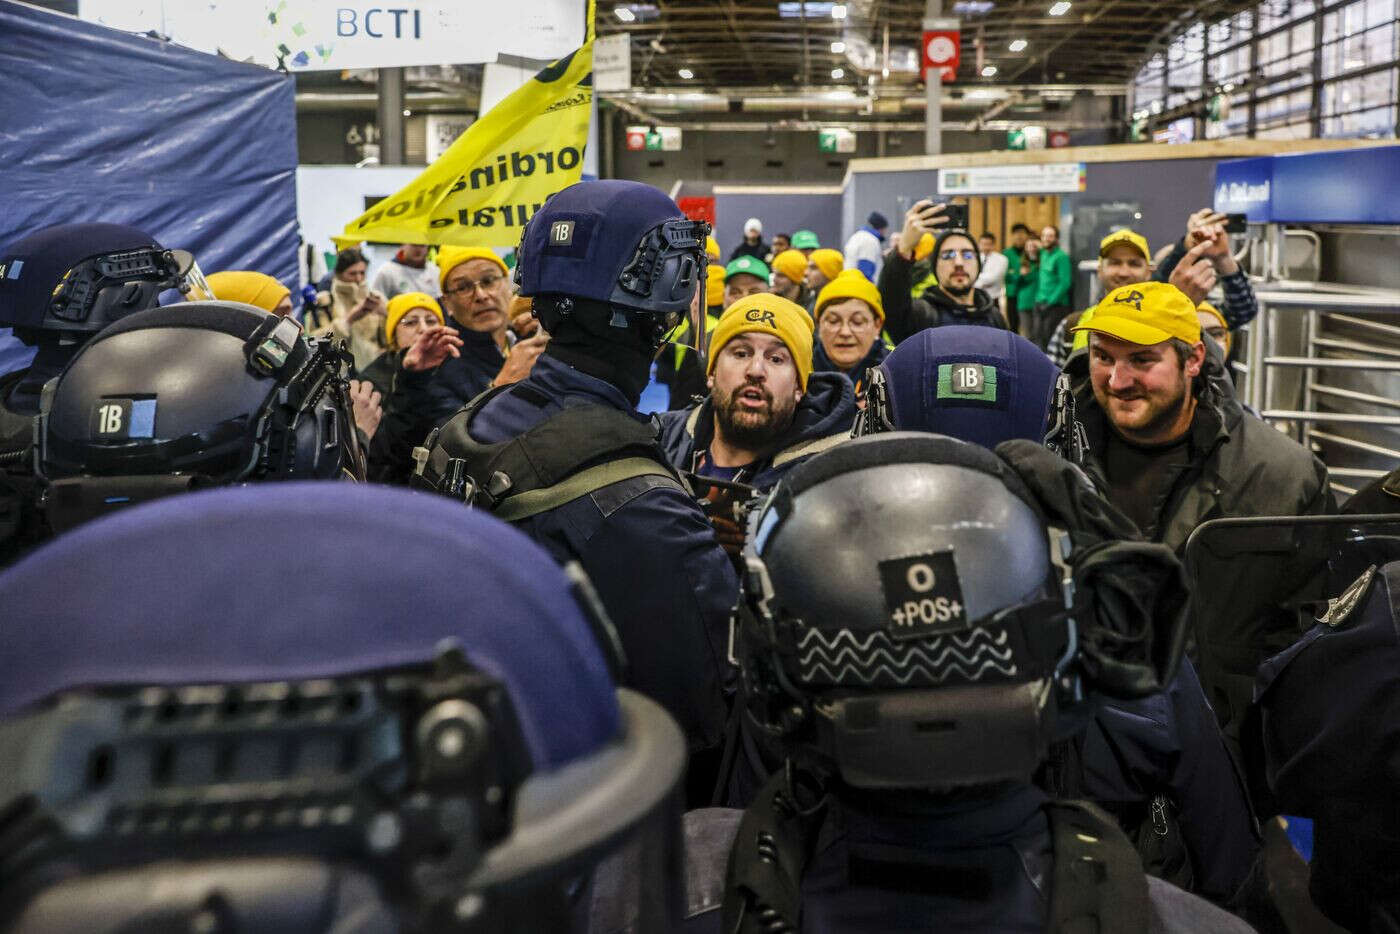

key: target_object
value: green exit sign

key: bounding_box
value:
[819,131,838,152]
[1007,129,1026,150]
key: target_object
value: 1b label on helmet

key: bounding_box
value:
[878,551,968,640]
[549,220,575,246]
[90,397,156,439]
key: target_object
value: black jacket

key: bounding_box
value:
[878,250,1008,344]
[357,349,400,401]
[1074,350,1333,741]
[728,239,768,263]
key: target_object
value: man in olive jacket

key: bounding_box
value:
[1072,281,1333,742]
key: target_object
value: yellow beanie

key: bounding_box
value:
[808,248,844,283]
[705,235,721,261]
[437,246,508,291]
[771,249,808,284]
[914,232,935,262]
[814,268,885,322]
[384,292,444,349]
[706,262,726,308]
[708,293,814,390]
[206,271,290,314]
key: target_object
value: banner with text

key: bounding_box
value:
[341,43,593,247]
[938,163,1086,196]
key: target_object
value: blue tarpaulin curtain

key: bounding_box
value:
[0,0,300,372]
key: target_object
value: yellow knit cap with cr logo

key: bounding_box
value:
[707,292,814,390]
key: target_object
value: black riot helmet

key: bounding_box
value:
[37,301,364,531]
[734,433,1190,792]
[0,222,211,342]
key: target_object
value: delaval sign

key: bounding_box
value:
[1213,157,1273,222]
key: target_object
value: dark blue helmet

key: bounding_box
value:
[0,483,685,932]
[856,325,1086,463]
[0,223,207,339]
[515,180,707,318]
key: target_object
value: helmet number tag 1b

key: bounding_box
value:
[879,551,969,640]
[90,397,156,440]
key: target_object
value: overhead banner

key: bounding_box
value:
[938,163,1086,195]
[341,43,593,247]
[78,0,583,70]
[594,32,631,92]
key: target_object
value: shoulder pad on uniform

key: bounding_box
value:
[1317,564,1378,629]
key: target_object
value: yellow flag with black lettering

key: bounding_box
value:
[340,42,593,247]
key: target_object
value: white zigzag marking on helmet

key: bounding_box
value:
[796,627,1017,684]
[803,656,1018,687]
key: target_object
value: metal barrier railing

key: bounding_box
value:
[1242,284,1400,499]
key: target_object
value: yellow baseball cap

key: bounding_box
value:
[708,293,814,390]
[1099,229,1150,261]
[1073,281,1201,347]
[770,249,808,284]
[814,268,884,322]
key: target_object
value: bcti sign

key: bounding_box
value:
[1049,130,1072,148]
[922,26,960,83]
[625,129,647,151]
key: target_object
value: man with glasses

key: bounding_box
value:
[394,245,548,428]
[878,200,1009,343]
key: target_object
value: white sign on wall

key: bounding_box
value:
[78,0,584,70]
[938,163,1087,195]
[594,33,632,92]
[425,114,474,163]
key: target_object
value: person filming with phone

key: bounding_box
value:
[878,199,1009,342]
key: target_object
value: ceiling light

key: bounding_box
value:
[402,109,411,116]
[1009,39,1027,52]
[613,5,635,22]
[831,3,847,19]
[982,65,997,77]
[1048,1,1071,15]
[678,67,693,79]
[831,40,845,53]
[832,67,845,79]
[1223,82,1235,92]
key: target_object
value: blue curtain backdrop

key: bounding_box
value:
[0,0,300,373]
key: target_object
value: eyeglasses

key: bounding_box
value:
[939,249,977,261]
[443,273,504,295]
[820,314,876,332]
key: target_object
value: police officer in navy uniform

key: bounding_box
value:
[684,433,1254,933]
[855,325,1262,907]
[415,180,737,761]
[0,223,207,563]
[0,482,688,932]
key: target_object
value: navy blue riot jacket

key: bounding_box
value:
[1080,655,1261,904]
[469,352,738,751]
[656,370,857,491]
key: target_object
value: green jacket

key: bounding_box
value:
[1014,259,1039,312]
[1034,245,1072,306]
[1002,246,1024,302]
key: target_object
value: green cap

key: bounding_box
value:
[791,230,821,250]
[725,255,771,282]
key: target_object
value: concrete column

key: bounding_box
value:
[923,0,943,156]
[377,67,405,165]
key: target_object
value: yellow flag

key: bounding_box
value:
[341,42,594,248]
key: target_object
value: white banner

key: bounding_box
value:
[79,0,584,70]
[938,163,1086,196]
[593,32,631,92]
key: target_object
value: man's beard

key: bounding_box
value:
[714,381,797,451]
[942,280,973,299]
[1105,380,1192,440]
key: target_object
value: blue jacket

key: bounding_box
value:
[1080,656,1259,904]
[415,316,507,427]
[469,352,738,750]
[656,371,857,491]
